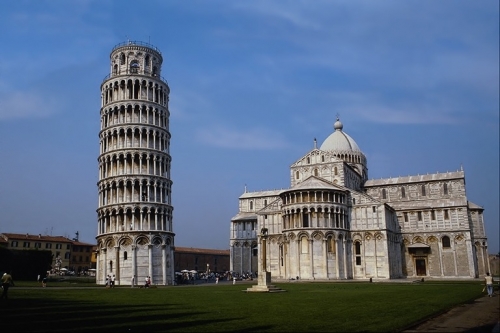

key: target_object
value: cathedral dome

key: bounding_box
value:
[319,118,362,153]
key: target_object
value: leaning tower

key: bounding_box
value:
[96,41,174,286]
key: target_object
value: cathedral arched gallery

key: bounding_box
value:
[230,119,490,280]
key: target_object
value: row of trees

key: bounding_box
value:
[0,247,52,280]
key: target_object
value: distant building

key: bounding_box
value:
[174,247,230,273]
[230,118,490,280]
[0,233,94,273]
[95,41,174,286]
[489,254,499,276]
[70,241,97,271]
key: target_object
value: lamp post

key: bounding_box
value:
[206,263,209,282]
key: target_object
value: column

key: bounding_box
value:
[115,246,120,285]
[162,245,167,285]
[131,245,136,286]
[148,244,153,283]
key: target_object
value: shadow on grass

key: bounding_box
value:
[1,297,270,332]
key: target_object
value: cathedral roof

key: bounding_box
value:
[288,176,346,191]
[319,118,362,153]
[231,212,258,221]
[364,170,464,186]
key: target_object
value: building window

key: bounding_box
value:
[124,251,128,260]
[334,167,338,176]
[120,53,125,65]
[56,244,62,249]
[296,171,299,179]
[404,212,408,222]
[444,209,450,220]
[264,199,267,206]
[243,223,246,231]
[443,183,448,195]
[314,168,319,176]
[11,241,18,247]
[355,241,362,265]
[301,237,309,254]
[382,189,387,199]
[431,210,436,220]
[67,244,71,250]
[249,201,253,210]
[417,212,422,221]
[65,252,70,259]
[327,236,335,253]
[442,236,451,248]
[302,212,309,227]
[401,187,406,198]
[130,60,139,74]
[372,206,376,213]
[421,185,426,196]
[35,242,41,248]
[352,198,356,204]
[46,243,52,249]
[23,242,30,248]
[321,155,325,162]
[252,246,258,256]
[307,157,310,164]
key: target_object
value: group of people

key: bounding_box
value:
[105,274,116,288]
[144,276,152,288]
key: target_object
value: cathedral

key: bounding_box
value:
[230,118,490,280]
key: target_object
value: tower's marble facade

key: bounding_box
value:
[230,119,490,280]
[96,41,174,285]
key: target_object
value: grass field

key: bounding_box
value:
[1,280,485,332]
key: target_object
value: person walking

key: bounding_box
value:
[1,272,14,299]
[485,272,494,297]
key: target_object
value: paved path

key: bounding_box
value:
[402,294,499,332]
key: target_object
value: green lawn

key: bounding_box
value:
[1,280,485,332]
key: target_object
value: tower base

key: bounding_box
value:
[245,272,286,293]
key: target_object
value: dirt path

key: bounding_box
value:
[402,294,499,332]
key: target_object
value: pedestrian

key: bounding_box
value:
[233,277,236,285]
[42,275,47,288]
[105,275,110,288]
[131,275,135,288]
[484,272,494,297]
[111,274,116,288]
[1,272,14,299]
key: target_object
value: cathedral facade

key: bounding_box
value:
[95,41,174,286]
[230,119,490,280]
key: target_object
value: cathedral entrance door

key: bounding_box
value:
[415,259,426,276]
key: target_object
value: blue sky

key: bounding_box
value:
[0,1,498,254]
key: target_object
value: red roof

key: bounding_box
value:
[0,233,73,243]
